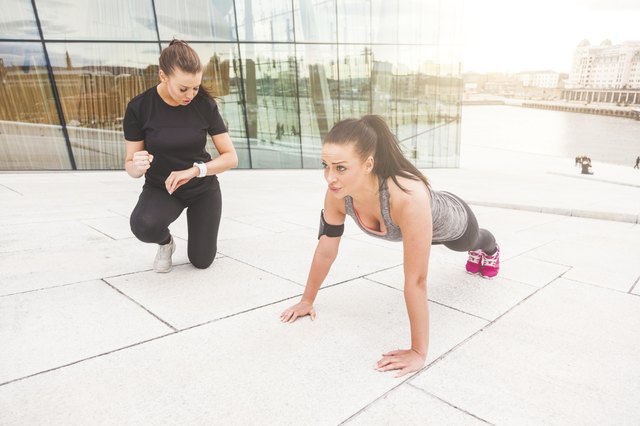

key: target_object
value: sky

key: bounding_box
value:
[463,0,640,74]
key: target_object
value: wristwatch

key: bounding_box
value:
[193,161,207,178]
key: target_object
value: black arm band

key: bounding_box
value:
[318,210,344,239]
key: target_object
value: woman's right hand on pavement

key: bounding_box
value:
[132,150,154,174]
[280,301,316,323]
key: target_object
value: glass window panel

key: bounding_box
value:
[371,0,398,44]
[155,0,237,42]
[440,0,463,46]
[293,0,337,43]
[336,0,370,44]
[415,45,440,134]
[235,0,294,42]
[338,44,372,118]
[398,0,439,45]
[176,43,249,168]
[0,0,39,39]
[414,126,435,169]
[240,43,302,168]
[0,42,71,170]
[46,42,160,169]
[37,0,157,40]
[393,45,420,144]
[370,45,397,127]
[295,43,339,168]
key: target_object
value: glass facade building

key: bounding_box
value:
[0,0,463,170]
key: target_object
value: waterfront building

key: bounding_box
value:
[568,39,640,90]
[563,39,640,105]
[514,71,564,89]
[0,0,463,171]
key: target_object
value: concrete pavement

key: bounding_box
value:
[1,146,639,425]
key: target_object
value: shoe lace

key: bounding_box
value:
[468,251,482,263]
[483,253,499,267]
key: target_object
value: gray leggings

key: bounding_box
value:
[438,195,497,254]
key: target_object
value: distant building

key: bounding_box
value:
[514,71,565,89]
[462,71,566,100]
[568,39,640,89]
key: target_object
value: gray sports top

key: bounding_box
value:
[344,178,468,243]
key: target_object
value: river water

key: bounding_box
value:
[461,105,640,167]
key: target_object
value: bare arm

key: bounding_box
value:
[280,190,345,322]
[124,140,150,179]
[203,132,238,175]
[376,179,432,377]
[398,190,432,358]
[165,132,238,193]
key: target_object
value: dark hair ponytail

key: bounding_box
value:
[324,115,429,192]
[159,39,215,102]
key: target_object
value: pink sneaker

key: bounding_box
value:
[465,249,483,275]
[481,245,500,279]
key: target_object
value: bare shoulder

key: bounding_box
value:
[387,175,430,208]
[387,175,430,227]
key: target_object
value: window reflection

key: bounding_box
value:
[47,43,160,169]
[338,45,372,118]
[337,0,370,44]
[294,0,337,43]
[183,43,249,167]
[235,0,294,42]
[295,44,339,167]
[371,0,398,44]
[398,0,439,45]
[0,0,464,170]
[241,43,302,168]
[0,42,71,169]
[155,0,237,42]
[440,0,464,45]
[0,0,38,39]
[37,0,157,40]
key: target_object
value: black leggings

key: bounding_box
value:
[440,195,497,254]
[129,180,222,269]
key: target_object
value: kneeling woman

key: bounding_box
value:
[123,40,238,272]
[280,115,499,377]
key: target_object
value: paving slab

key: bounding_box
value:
[218,217,277,240]
[81,216,134,240]
[0,203,121,226]
[0,279,486,425]
[230,213,309,233]
[218,228,404,285]
[519,215,636,239]
[366,260,537,321]
[347,384,488,425]
[525,233,640,292]
[499,255,571,288]
[411,278,640,425]
[106,256,304,330]
[0,239,188,296]
[0,280,172,384]
[0,220,111,253]
[0,183,23,197]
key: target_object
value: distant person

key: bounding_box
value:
[581,158,593,175]
[634,156,639,169]
[123,39,238,272]
[280,115,500,377]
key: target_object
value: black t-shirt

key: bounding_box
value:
[123,86,227,193]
